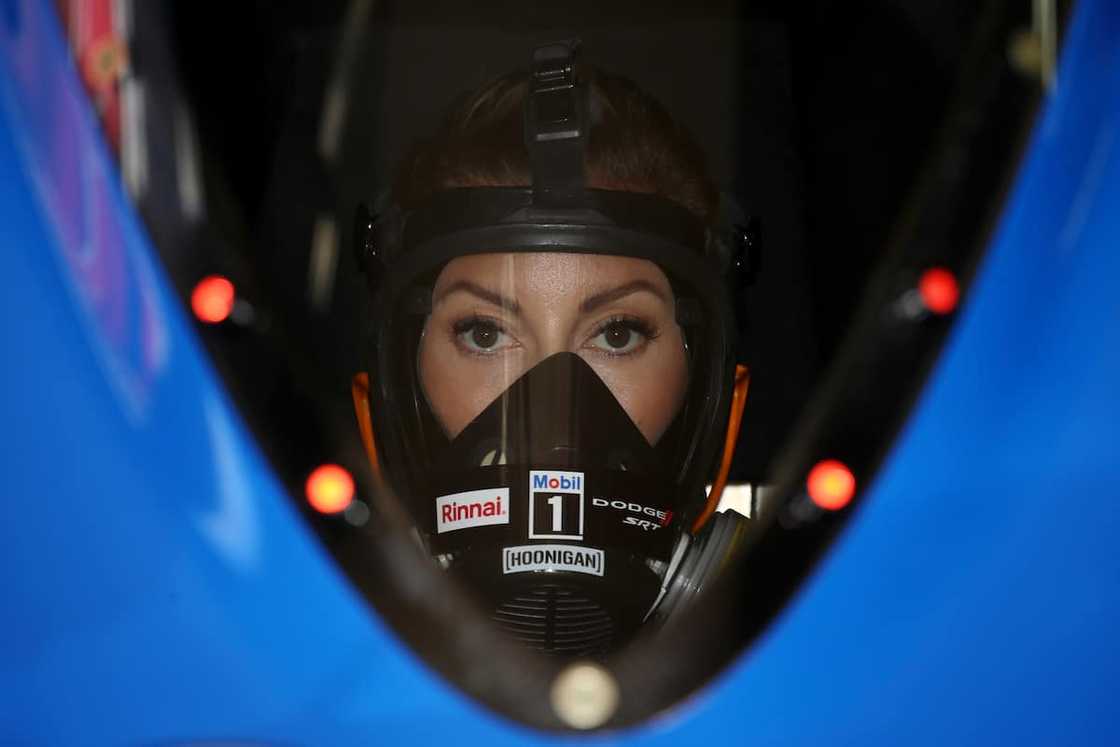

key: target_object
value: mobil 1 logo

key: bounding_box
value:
[528,470,584,541]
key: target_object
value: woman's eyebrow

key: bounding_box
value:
[434,280,520,313]
[580,280,668,314]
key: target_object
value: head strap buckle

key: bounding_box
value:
[524,40,586,200]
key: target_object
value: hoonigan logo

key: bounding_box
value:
[435,488,510,534]
[502,544,604,576]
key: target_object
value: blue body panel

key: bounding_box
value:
[1,0,1117,743]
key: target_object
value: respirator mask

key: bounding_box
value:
[353,40,755,657]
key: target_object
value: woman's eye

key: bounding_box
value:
[455,319,512,353]
[588,320,649,355]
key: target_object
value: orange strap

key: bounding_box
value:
[691,364,751,534]
[351,372,385,484]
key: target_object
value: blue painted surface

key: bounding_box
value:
[0,0,1118,744]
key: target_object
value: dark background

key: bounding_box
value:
[144,0,982,485]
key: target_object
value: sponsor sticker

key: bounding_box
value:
[435,487,510,534]
[528,470,585,540]
[591,497,673,531]
[502,544,605,576]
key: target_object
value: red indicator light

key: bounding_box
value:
[191,275,235,324]
[807,459,855,511]
[919,267,959,315]
[306,464,355,514]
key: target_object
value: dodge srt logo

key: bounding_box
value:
[591,497,673,531]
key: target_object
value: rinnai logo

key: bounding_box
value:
[502,544,604,576]
[435,488,510,534]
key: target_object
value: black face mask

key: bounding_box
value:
[417,352,683,657]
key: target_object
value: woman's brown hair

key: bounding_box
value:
[392,66,719,224]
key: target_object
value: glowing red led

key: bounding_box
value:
[191,275,235,324]
[306,464,355,514]
[919,267,960,315]
[807,459,856,511]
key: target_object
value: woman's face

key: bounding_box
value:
[419,252,689,444]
